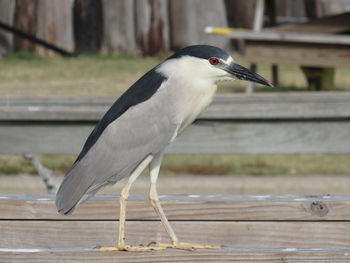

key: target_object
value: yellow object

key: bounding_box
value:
[205,27,233,35]
[205,27,247,35]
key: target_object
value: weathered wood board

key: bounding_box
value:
[2,194,348,221]
[3,220,350,249]
[1,93,350,154]
[2,93,350,121]
[2,248,350,263]
[245,42,350,67]
[0,121,349,154]
[2,195,350,262]
[228,30,350,45]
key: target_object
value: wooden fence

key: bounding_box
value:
[1,194,350,262]
[1,92,350,155]
[2,0,349,56]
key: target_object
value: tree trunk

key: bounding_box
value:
[101,0,138,54]
[73,0,103,54]
[13,0,38,52]
[169,0,229,50]
[0,0,15,56]
[36,0,74,55]
[134,0,170,56]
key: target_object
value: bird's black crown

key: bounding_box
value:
[168,45,230,61]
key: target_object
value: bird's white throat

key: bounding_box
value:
[157,57,218,131]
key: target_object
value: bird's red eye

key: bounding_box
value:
[209,57,219,65]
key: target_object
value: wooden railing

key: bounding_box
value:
[1,92,350,155]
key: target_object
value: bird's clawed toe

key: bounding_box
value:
[155,241,220,250]
[99,245,166,252]
[99,242,220,252]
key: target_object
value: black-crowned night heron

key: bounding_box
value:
[56,45,272,251]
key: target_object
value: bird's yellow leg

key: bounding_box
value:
[100,155,165,252]
[149,153,220,251]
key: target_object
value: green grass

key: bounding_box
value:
[1,51,350,99]
[0,51,350,176]
[0,51,165,97]
[0,154,349,176]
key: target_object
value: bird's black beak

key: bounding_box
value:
[221,63,273,87]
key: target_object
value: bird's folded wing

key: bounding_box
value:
[56,94,180,214]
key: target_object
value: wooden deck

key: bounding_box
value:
[2,194,350,262]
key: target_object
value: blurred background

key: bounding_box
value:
[0,0,350,196]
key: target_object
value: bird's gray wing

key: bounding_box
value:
[56,74,181,215]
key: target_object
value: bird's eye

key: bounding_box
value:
[209,57,220,65]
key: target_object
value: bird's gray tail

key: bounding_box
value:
[55,162,106,215]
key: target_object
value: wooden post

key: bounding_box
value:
[13,0,38,52]
[101,0,139,55]
[36,0,74,56]
[0,0,15,56]
[134,0,170,56]
[246,0,265,93]
[266,0,279,86]
[73,0,103,54]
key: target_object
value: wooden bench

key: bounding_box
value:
[2,194,350,262]
[222,12,350,90]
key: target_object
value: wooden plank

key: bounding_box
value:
[2,220,350,249]
[0,120,349,154]
[1,248,350,263]
[274,12,350,34]
[245,42,350,67]
[228,30,350,45]
[1,92,350,120]
[2,194,350,221]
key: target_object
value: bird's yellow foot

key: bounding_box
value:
[99,245,166,252]
[155,241,220,250]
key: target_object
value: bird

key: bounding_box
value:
[56,45,272,252]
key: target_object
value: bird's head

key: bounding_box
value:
[157,45,272,87]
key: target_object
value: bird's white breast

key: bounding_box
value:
[156,56,218,132]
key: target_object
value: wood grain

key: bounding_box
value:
[1,93,349,154]
[1,92,350,121]
[228,30,350,45]
[1,121,349,154]
[1,248,350,263]
[2,194,350,221]
[273,12,350,34]
[245,42,350,67]
[2,220,350,249]
[3,195,350,262]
